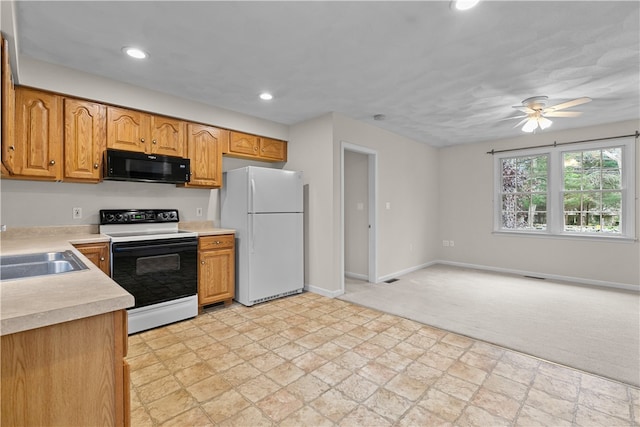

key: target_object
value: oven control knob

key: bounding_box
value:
[115,214,123,221]
[170,212,177,220]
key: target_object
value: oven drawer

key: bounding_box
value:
[199,234,235,251]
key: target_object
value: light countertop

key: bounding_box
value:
[1,224,234,336]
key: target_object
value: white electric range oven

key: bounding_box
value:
[100,209,198,334]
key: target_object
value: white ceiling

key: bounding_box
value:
[11,1,640,147]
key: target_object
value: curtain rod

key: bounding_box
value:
[486,130,639,155]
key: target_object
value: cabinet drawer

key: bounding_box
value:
[199,234,235,250]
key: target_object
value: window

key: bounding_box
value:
[563,148,622,234]
[499,155,548,230]
[494,137,635,239]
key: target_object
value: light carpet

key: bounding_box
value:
[339,264,640,387]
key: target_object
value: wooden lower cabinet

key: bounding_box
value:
[73,241,111,276]
[198,234,235,309]
[1,310,130,427]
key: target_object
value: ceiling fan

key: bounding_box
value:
[506,96,592,133]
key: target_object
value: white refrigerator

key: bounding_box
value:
[221,166,304,306]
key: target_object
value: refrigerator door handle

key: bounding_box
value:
[250,178,256,213]
[250,214,255,254]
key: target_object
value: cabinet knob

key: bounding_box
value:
[152,139,157,145]
[100,257,105,261]
[215,241,221,244]
[141,138,145,143]
[49,160,55,166]
[93,163,99,169]
[201,261,205,265]
[8,145,15,151]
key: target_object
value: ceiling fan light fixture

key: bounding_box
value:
[122,47,148,59]
[452,0,480,11]
[522,119,539,133]
[538,116,553,130]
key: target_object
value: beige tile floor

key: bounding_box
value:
[128,292,639,426]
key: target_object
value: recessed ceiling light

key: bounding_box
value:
[452,0,480,11]
[259,92,273,101]
[123,47,148,59]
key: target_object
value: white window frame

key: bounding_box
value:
[494,137,636,241]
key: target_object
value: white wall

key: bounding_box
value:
[333,114,440,282]
[1,179,212,226]
[17,57,288,140]
[438,119,640,287]
[344,150,368,278]
[286,114,335,294]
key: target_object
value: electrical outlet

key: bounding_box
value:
[450,240,455,247]
[72,207,82,219]
[196,207,203,217]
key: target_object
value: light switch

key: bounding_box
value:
[357,202,364,211]
[386,202,391,210]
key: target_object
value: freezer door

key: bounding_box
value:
[249,167,303,213]
[248,213,303,302]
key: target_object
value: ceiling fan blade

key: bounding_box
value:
[512,106,535,113]
[513,118,529,129]
[544,97,592,112]
[499,115,527,121]
[543,111,583,118]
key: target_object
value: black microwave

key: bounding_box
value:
[104,149,191,184]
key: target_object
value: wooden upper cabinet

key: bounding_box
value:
[64,99,106,182]
[228,131,259,156]
[182,123,227,188]
[150,116,185,157]
[226,131,287,162]
[106,106,148,153]
[107,106,185,157]
[1,34,15,176]
[12,87,63,180]
[259,137,287,161]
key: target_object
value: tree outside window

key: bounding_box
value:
[563,148,622,233]
[500,155,548,230]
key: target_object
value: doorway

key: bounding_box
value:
[341,141,377,294]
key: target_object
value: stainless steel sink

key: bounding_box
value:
[0,250,89,281]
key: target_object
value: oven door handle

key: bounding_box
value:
[112,241,197,253]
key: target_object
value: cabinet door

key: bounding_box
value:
[228,131,259,156]
[13,87,63,179]
[184,124,226,188]
[150,115,185,157]
[1,35,15,175]
[106,106,148,153]
[73,242,110,276]
[64,99,106,182]
[198,247,235,306]
[259,137,287,161]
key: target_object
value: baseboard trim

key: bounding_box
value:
[345,271,368,281]
[435,260,639,292]
[377,261,438,284]
[305,284,344,298]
